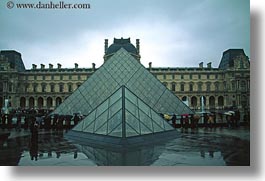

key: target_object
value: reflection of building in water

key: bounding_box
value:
[75,144,162,166]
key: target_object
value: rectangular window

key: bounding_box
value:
[24,85,28,92]
[59,84,64,92]
[50,85,54,92]
[215,83,219,91]
[190,74,193,79]
[207,74,210,79]
[68,84,72,92]
[163,74,166,80]
[69,75,72,80]
[42,85,46,92]
[60,75,63,80]
[181,84,185,91]
[51,75,54,80]
[189,84,193,91]
[215,74,218,79]
[78,75,81,80]
[207,84,211,91]
[198,74,201,79]
[43,75,45,80]
[198,84,202,91]
[172,74,175,79]
[171,84,176,92]
[33,85,37,92]
[8,84,12,92]
[181,75,184,79]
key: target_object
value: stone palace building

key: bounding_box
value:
[0,38,250,115]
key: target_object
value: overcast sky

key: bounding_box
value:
[0,0,250,69]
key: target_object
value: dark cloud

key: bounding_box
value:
[0,0,250,68]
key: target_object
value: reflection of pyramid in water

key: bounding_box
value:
[72,86,174,138]
[53,48,193,116]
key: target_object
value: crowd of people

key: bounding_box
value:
[161,109,250,129]
[1,108,250,132]
[0,108,84,131]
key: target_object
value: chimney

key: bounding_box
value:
[207,62,212,68]
[104,39,108,54]
[57,63,62,69]
[41,64,45,69]
[92,63,96,71]
[136,39,140,54]
[149,62,152,70]
[32,64,37,70]
[75,63,78,69]
[49,64,53,69]
[199,62,203,68]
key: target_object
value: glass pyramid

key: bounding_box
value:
[52,48,193,116]
[72,86,174,138]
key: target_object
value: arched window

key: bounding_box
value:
[191,96,197,107]
[47,97,53,109]
[218,96,224,107]
[38,97,44,109]
[20,97,26,108]
[182,96,187,102]
[29,97,35,108]
[209,96,215,109]
[56,97,62,106]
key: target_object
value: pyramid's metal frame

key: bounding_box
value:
[53,48,193,147]
[53,48,193,116]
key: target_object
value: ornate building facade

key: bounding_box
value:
[0,38,250,116]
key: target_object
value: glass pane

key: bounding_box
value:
[83,121,95,133]
[164,121,174,131]
[139,110,153,132]
[109,88,122,105]
[140,122,152,135]
[94,111,108,132]
[125,88,137,104]
[96,99,109,118]
[138,100,151,116]
[125,99,138,118]
[94,122,108,135]
[125,110,140,134]
[152,122,164,133]
[126,123,139,137]
[109,98,122,118]
[83,110,96,130]
[72,120,84,131]
[108,123,122,137]
[151,109,165,130]
[107,110,122,134]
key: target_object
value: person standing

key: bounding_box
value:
[171,114,177,128]
[16,114,22,132]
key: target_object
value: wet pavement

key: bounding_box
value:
[0,127,250,166]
